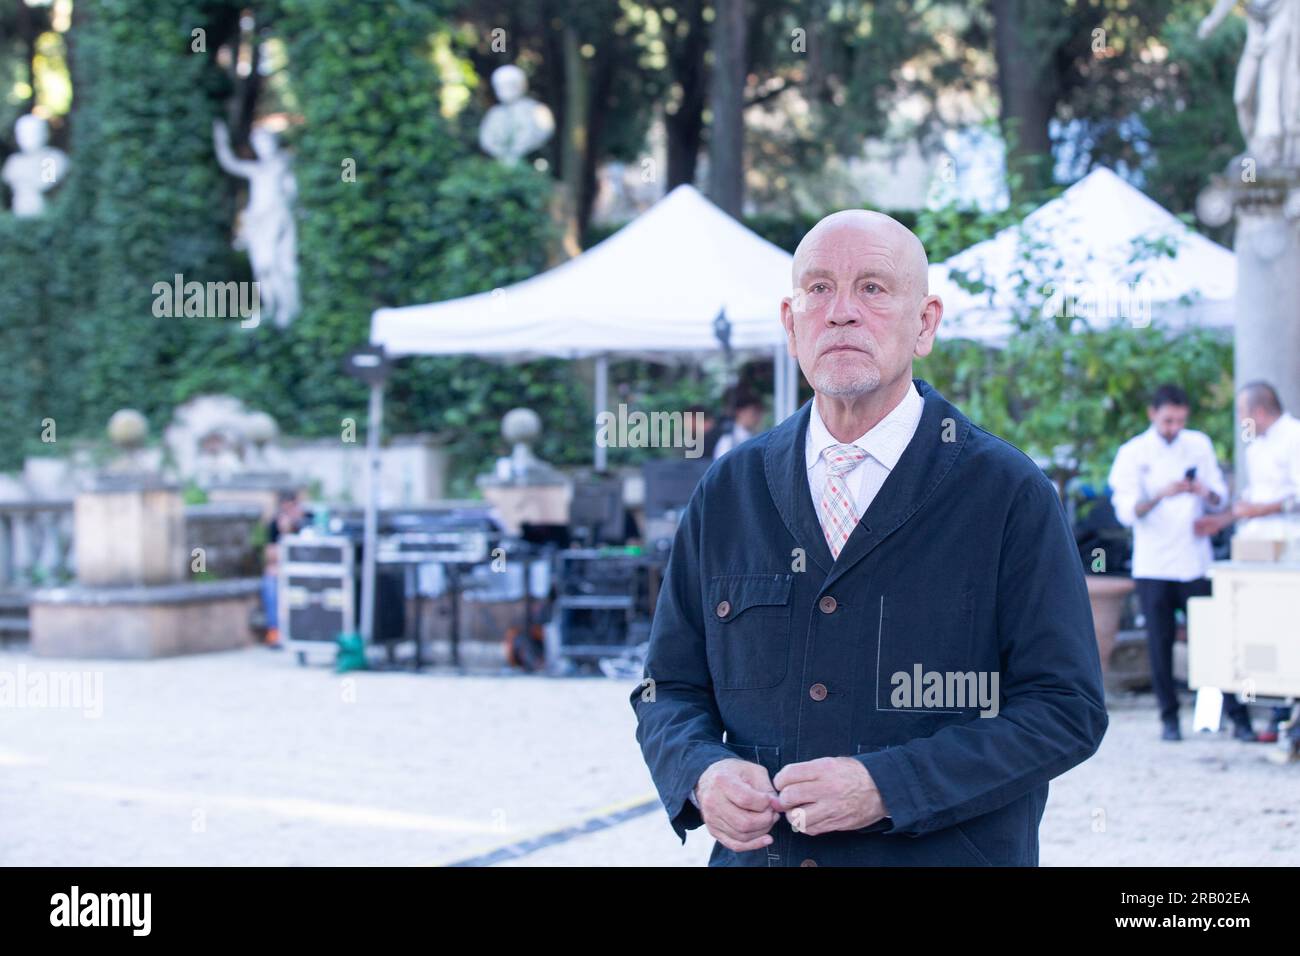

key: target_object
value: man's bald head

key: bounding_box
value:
[780,207,943,407]
[792,209,930,297]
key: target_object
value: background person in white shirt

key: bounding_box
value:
[1108,384,1254,742]
[711,390,766,460]
[1196,382,1300,539]
[1210,382,1300,535]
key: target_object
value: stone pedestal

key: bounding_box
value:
[205,471,296,522]
[480,483,571,535]
[30,580,259,658]
[73,476,187,587]
[1233,206,1300,420]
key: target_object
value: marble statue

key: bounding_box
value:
[163,394,284,482]
[1200,0,1300,167]
[2,114,68,217]
[213,120,300,327]
[479,65,555,164]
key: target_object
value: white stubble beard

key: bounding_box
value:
[812,352,882,399]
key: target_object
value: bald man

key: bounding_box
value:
[630,210,1107,866]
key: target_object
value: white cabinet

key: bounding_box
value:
[1188,561,1300,698]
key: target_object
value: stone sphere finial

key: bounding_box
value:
[245,410,278,445]
[502,407,542,445]
[107,409,149,449]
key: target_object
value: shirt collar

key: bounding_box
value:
[806,381,924,472]
[1262,411,1298,441]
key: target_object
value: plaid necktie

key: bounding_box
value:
[818,443,869,559]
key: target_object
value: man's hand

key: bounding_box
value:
[770,757,888,835]
[1187,479,1218,504]
[695,758,781,852]
[1136,480,1190,518]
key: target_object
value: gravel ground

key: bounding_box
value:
[1,645,1295,866]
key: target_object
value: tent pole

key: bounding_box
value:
[360,380,383,644]
[593,354,608,471]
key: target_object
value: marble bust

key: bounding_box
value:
[479,65,555,165]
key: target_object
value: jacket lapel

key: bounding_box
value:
[764,398,835,575]
[764,377,972,588]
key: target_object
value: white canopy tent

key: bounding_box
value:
[370,183,801,461]
[929,167,1237,344]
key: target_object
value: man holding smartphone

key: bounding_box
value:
[1108,384,1254,741]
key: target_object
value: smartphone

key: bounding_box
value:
[1184,466,1197,481]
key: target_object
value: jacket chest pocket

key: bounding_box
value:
[876,585,977,675]
[706,573,794,690]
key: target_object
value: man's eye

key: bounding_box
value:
[810,283,829,293]
[863,282,881,294]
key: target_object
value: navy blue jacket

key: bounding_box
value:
[629,378,1107,866]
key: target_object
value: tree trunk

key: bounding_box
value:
[580,45,615,237]
[558,23,587,257]
[707,0,747,217]
[663,0,708,189]
[991,0,1056,200]
[15,0,37,115]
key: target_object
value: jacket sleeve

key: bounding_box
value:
[853,472,1109,837]
[629,477,737,844]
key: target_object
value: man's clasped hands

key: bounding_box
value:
[693,755,890,851]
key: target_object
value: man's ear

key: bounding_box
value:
[913,295,943,359]
[780,297,799,358]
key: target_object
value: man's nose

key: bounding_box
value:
[825,288,861,326]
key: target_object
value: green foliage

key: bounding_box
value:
[266,0,461,437]
[1138,4,1245,237]
[181,482,210,505]
[379,157,581,493]
[912,201,1025,264]
[0,0,575,492]
[422,157,560,299]
[0,0,237,471]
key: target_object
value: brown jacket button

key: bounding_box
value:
[800,858,818,867]
[819,595,837,614]
[715,600,731,618]
[809,682,828,701]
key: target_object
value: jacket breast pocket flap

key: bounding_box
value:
[706,573,793,690]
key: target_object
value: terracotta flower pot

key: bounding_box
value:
[1084,574,1135,675]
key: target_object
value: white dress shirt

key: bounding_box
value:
[1240,411,1300,537]
[1108,425,1228,581]
[806,381,925,524]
